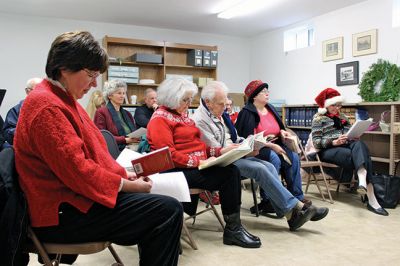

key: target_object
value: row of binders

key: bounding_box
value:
[285,108,318,127]
[292,130,310,147]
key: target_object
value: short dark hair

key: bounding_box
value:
[45,31,108,80]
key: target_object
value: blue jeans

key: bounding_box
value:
[234,157,298,216]
[260,150,304,201]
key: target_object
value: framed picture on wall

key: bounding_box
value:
[336,61,359,86]
[352,29,377,57]
[322,37,343,62]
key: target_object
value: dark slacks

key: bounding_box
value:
[171,164,241,215]
[34,193,183,266]
[319,140,373,182]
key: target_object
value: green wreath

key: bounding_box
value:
[358,59,400,102]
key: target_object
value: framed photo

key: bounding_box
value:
[336,61,359,86]
[352,29,377,57]
[322,37,343,62]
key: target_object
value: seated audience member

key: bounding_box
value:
[235,80,311,214]
[147,78,261,248]
[86,89,105,120]
[94,80,138,150]
[134,88,158,128]
[3,78,42,145]
[14,31,183,265]
[226,96,238,124]
[193,81,328,230]
[312,88,388,216]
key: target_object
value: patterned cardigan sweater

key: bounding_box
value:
[311,113,351,149]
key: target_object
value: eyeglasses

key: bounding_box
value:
[333,103,342,108]
[83,69,100,80]
[259,88,269,94]
[182,97,193,104]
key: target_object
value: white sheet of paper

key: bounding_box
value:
[127,127,147,138]
[116,148,142,168]
[149,172,191,202]
[346,119,373,139]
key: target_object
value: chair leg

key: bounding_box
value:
[27,227,54,266]
[203,191,225,230]
[305,172,311,193]
[182,222,198,250]
[250,179,259,217]
[108,244,124,265]
[319,166,334,203]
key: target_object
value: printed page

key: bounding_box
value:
[149,172,191,202]
[346,119,373,139]
[116,148,142,168]
[127,127,147,138]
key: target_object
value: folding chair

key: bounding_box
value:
[100,129,121,159]
[181,189,225,250]
[25,226,123,266]
[293,130,339,204]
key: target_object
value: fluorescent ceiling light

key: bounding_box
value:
[217,0,284,19]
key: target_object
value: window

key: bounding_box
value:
[393,0,400,28]
[284,25,315,52]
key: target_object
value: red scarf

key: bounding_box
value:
[326,112,347,129]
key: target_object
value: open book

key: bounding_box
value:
[198,135,257,170]
[126,127,147,138]
[346,118,373,139]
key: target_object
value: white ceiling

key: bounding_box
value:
[0,0,369,37]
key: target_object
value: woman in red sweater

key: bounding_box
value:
[147,78,261,249]
[14,31,183,265]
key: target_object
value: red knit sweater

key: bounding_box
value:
[14,80,126,227]
[147,106,219,168]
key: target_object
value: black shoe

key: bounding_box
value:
[300,198,313,208]
[287,206,316,231]
[240,225,260,241]
[250,200,273,214]
[310,207,329,221]
[357,185,367,193]
[367,204,389,216]
[223,227,261,248]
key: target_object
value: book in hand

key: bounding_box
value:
[126,127,147,138]
[131,146,175,176]
[345,118,373,139]
[198,135,257,170]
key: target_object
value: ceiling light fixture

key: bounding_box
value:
[217,0,284,19]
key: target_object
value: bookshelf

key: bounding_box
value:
[103,36,217,108]
[283,102,400,175]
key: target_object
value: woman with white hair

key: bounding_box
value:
[94,79,138,150]
[147,78,261,249]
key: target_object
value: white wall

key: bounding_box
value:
[250,0,400,105]
[0,13,250,117]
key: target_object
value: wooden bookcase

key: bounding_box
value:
[283,102,400,175]
[102,36,217,108]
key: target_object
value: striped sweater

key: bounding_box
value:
[311,113,350,149]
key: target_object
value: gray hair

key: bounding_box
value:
[157,78,198,109]
[103,79,127,102]
[26,78,42,90]
[201,81,229,101]
[144,88,156,97]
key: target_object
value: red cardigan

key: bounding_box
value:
[93,106,135,145]
[14,80,126,227]
[147,106,219,168]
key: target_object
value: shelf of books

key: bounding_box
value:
[283,102,400,175]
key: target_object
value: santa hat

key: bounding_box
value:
[315,88,344,114]
[244,80,268,101]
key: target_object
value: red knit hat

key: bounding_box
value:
[244,80,268,100]
[315,88,344,114]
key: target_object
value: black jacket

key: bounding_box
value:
[0,148,29,266]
